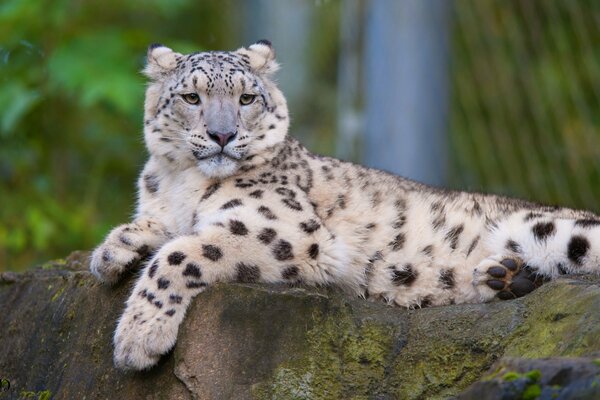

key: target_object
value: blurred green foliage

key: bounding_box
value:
[0,0,247,270]
[3,0,600,271]
[450,0,600,211]
[0,0,340,271]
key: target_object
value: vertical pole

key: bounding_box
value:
[337,0,365,162]
[242,0,313,143]
[363,0,452,186]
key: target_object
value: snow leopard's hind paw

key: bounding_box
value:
[474,256,549,301]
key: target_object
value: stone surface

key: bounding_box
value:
[456,357,600,400]
[0,251,599,399]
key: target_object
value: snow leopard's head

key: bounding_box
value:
[142,40,289,178]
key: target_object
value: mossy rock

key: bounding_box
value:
[457,357,600,400]
[0,251,599,399]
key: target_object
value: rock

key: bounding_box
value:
[0,251,599,399]
[456,357,600,400]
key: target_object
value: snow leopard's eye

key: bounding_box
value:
[239,94,256,106]
[181,93,200,105]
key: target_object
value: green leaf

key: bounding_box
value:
[0,82,41,134]
[47,30,144,115]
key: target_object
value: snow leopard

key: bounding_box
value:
[90,40,600,370]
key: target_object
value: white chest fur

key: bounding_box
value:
[137,164,211,236]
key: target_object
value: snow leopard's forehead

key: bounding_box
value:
[172,51,259,96]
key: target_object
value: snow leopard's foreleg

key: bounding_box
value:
[112,205,357,370]
[91,217,172,284]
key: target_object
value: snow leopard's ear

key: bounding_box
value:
[144,43,181,80]
[236,39,279,76]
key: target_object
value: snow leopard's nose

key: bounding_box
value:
[207,130,237,148]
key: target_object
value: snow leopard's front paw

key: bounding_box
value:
[90,221,166,284]
[113,294,180,370]
[473,256,548,301]
[91,243,142,285]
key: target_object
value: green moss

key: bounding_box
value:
[524,370,541,382]
[50,285,66,302]
[18,390,52,400]
[483,365,506,381]
[593,359,600,367]
[522,383,541,400]
[252,300,513,400]
[37,390,52,400]
[252,306,395,400]
[503,371,521,382]
[499,369,543,400]
[393,344,492,398]
[259,368,315,399]
[382,305,522,399]
[502,369,541,383]
[41,259,67,270]
[505,282,600,357]
[317,321,389,395]
[76,275,90,287]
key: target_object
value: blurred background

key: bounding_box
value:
[1,0,600,271]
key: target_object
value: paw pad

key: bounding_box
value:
[500,258,519,271]
[483,258,548,300]
[487,266,506,278]
[486,279,506,290]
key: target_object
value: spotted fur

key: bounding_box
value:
[89,41,600,371]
